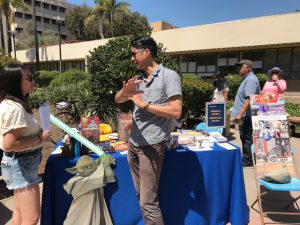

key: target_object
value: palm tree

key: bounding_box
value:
[86,4,106,39]
[0,0,24,54]
[0,0,11,53]
[93,0,130,38]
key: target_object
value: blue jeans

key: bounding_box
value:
[239,117,253,166]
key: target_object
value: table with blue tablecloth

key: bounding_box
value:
[41,143,249,225]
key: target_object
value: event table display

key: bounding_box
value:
[41,142,249,225]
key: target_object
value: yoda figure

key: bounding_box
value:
[63,155,116,225]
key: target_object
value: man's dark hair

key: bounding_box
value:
[0,63,32,113]
[131,36,158,58]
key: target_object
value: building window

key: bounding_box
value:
[217,52,238,74]
[51,5,57,11]
[43,3,49,9]
[36,16,41,22]
[37,31,42,35]
[52,19,57,25]
[292,48,300,72]
[35,1,41,7]
[61,35,67,40]
[24,14,32,20]
[44,18,50,23]
[195,54,217,76]
[24,0,32,5]
[16,28,23,33]
[61,21,65,26]
[59,7,66,13]
[277,48,292,74]
[15,12,23,18]
[263,49,277,72]
[242,51,264,71]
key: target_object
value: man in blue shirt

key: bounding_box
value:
[231,59,260,167]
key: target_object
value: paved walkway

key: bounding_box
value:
[1,128,300,225]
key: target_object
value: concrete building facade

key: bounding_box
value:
[12,0,72,40]
[16,12,300,91]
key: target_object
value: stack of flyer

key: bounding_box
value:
[209,132,227,142]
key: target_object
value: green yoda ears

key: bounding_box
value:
[66,155,116,177]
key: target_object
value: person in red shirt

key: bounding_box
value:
[262,67,287,98]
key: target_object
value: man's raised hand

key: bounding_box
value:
[122,76,144,96]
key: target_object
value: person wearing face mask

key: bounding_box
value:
[262,67,287,97]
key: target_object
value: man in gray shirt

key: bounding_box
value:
[231,59,260,167]
[115,36,182,225]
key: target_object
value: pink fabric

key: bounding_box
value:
[262,79,287,95]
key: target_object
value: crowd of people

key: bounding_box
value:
[0,35,287,225]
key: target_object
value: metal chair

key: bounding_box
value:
[251,145,300,224]
[195,122,223,134]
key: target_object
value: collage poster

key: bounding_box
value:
[250,94,295,177]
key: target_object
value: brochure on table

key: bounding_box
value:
[171,130,228,151]
[250,94,295,178]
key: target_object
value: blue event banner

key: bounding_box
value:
[206,102,226,128]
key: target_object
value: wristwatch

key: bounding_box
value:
[142,102,151,110]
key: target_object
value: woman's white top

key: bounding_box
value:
[0,99,42,151]
[212,86,229,102]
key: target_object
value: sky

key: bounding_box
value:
[68,0,300,28]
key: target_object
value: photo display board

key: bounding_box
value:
[250,94,295,177]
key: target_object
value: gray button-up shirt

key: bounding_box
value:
[129,64,182,147]
[231,71,260,118]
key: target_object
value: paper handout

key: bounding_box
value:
[39,104,51,131]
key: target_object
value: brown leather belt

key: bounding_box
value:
[4,149,40,158]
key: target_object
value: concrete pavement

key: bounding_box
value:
[1,128,300,225]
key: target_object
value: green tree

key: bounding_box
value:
[0,48,18,70]
[88,35,179,114]
[98,0,130,37]
[40,30,57,46]
[65,5,92,40]
[0,0,25,53]
[15,21,34,50]
[87,0,130,39]
[112,11,151,37]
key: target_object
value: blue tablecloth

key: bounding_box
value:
[41,144,249,225]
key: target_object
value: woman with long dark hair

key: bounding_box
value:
[0,64,51,225]
[211,72,229,102]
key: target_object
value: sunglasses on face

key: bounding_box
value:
[23,75,34,82]
[272,71,280,75]
[130,49,144,57]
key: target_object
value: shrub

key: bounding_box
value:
[256,73,268,90]
[225,74,243,100]
[88,35,180,114]
[182,74,212,115]
[286,103,300,117]
[50,70,90,88]
[29,88,48,108]
[225,73,268,100]
[36,70,59,87]
[0,49,19,70]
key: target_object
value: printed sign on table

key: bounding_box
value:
[206,102,226,128]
